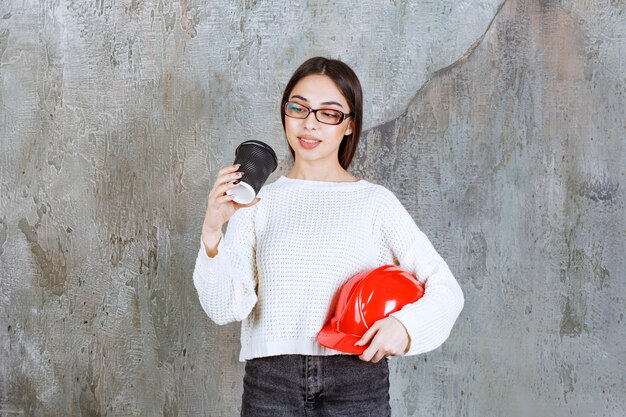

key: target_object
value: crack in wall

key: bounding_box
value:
[366,0,510,132]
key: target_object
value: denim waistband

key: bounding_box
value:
[241,354,391,417]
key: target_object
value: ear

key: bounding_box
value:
[344,119,354,136]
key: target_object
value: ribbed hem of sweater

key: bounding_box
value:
[239,336,350,361]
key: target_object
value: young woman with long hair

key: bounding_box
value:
[193,57,464,416]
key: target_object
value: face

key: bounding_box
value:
[284,74,353,168]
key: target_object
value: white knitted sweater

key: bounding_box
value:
[193,176,464,361]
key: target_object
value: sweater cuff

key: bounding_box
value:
[197,233,224,267]
[390,286,460,356]
[390,303,436,356]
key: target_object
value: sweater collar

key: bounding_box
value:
[277,175,369,188]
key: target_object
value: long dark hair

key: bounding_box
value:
[280,57,363,170]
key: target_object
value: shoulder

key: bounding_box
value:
[363,182,414,225]
[366,181,396,197]
[362,181,402,206]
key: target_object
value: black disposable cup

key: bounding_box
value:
[226,140,278,204]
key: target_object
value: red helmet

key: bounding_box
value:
[317,265,425,354]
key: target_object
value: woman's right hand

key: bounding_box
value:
[201,164,260,257]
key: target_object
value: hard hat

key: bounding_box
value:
[317,265,425,354]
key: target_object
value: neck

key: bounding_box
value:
[286,160,355,182]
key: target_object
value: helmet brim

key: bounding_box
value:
[317,323,367,355]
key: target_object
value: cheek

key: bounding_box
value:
[284,118,299,137]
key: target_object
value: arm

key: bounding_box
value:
[193,205,259,325]
[361,188,464,359]
[192,164,261,325]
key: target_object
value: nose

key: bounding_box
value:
[303,111,320,129]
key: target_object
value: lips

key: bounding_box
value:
[298,136,322,149]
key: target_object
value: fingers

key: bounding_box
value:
[355,323,378,347]
[216,164,241,178]
[357,317,410,363]
[360,343,387,363]
[210,164,242,192]
[358,323,381,363]
[203,165,259,234]
[211,173,244,197]
[359,341,390,363]
[203,165,244,234]
[215,193,237,204]
[371,351,387,364]
[210,169,244,197]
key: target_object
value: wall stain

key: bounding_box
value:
[110,234,135,267]
[0,29,9,61]
[559,296,585,338]
[464,232,488,290]
[139,225,158,276]
[18,212,68,297]
[78,384,99,417]
[163,10,176,33]
[8,374,40,416]
[582,245,611,290]
[558,362,576,403]
[578,175,619,204]
[567,245,611,290]
[0,216,7,257]
[172,152,186,194]
[179,0,198,38]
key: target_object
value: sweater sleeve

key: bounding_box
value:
[375,188,464,356]
[192,205,258,325]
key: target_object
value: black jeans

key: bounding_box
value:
[241,354,391,417]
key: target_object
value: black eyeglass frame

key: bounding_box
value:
[283,101,353,126]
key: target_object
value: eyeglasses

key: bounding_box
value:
[283,101,353,125]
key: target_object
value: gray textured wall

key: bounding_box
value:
[1,0,624,416]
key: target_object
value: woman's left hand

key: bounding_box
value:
[356,316,410,363]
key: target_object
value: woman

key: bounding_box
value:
[193,57,464,416]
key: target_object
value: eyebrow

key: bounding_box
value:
[290,94,344,108]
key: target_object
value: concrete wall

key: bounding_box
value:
[1,0,624,416]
